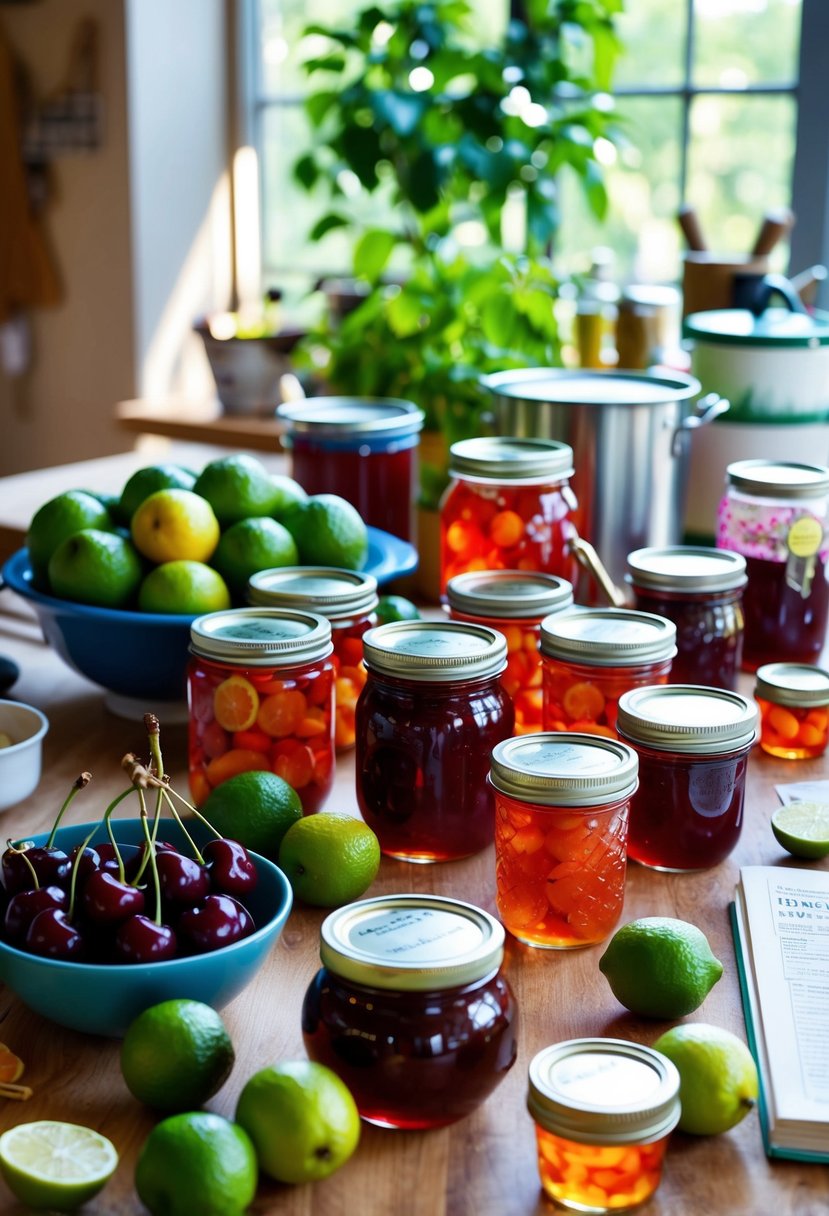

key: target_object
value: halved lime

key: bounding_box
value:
[0,1120,118,1210]
[771,801,829,859]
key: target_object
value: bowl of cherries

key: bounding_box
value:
[0,722,292,1037]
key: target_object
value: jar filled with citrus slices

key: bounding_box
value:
[754,662,829,760]
[187,608,335,813]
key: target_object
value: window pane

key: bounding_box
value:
[693,0,801,88]
[613,0,688,89]
[257,0,367,96]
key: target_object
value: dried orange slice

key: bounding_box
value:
[257,689,308,738]
[562,681,606,722]
[0,1045,24,1085]
[213,676,259,732]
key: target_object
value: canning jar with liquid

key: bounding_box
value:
[754,662,829,759]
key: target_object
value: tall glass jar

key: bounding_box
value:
[302,894,518,1130]
[627,546,746,690]
[247,566,378,752]
[540,608,676,738]
[716,459,829,670]
[187,608,335,813]
[446,569,574,734]
[439,437,579,594]
[355,620,514,861]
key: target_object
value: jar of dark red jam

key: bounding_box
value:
[716,459,829,670]
[626,546,746,690]
[302,894,518,1130]
[617,684,758,871]
[540,608,676,738]
[276,397,424,542]
[754,662,829,759]
[440,437,579,594]
[187,608,335,813]
[446,569,574,734]
[528,1039,680,1214]
[356,620,514,861]
[247,566,378,751]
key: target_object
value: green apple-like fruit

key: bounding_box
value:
[27,491,113,585]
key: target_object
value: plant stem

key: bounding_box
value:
[67,827,97,922]
[138,805,162,926]
[46,772,92,848]
[102,788,135,885]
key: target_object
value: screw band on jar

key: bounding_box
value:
[361,620,508,682]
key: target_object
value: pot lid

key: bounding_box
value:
[481,367,701,405]
[683,307,829,348]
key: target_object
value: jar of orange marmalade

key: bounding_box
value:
[490,733,638,948]
[302,894,518,1130]
[439,437,579,595]
[446,569,573,733]
[187,608,335,813]
[247,566,378,751]
[754,662,829,759]
[539,608,676,737]
[528,1039,680,1213]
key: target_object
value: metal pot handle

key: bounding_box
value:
[671,393,730,458]
[568,536,628,608]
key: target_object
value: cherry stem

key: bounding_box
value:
[102,787,135,884]
[138,805,162,926]
[67,827,97,921]
[158,787,204,864]
[46,772,92,849]
[130,787,157,886]
[15,846,39,891]
[162,783,222,840]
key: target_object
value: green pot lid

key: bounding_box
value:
[683,307,829,348]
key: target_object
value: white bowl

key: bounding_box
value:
[0,701,49,811]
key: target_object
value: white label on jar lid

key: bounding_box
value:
[551,1053,663,1108]
[349,906,484,964]
[568,618,659,644]
[519,738,622,776]
[217,617,310,642]
[391,628,491,658]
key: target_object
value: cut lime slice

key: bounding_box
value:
[771,801,829,860]
[0,1120,118,1210]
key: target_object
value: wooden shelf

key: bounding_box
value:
[114,398,286,454]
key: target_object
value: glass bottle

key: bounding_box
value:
[754,662,829,759]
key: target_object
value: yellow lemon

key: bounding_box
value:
[131,489,220,564]
[653,1023,758,1135]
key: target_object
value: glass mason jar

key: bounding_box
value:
[355,620,514,862]
[528,1039,681,1214]
[247,566,378,752]
[446,569,574,734]
[302,894,518,1130]
[187,607,335,813]
[627,546,746,690]
[540,608,677,738]
[617,684,758,872]
[716,459,829,670]
[754,662,829,760]
[276,397,424,542]
[439,437,579,595]
[490,733,638,949]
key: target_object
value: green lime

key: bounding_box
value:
[138,561,231,614]
[194,455,282,526]
[135,1112,257,1216]
[771,801,829,859]
[119,464,197,525]
[27,491,113,584]
[653,1023,758,1136]
[281,494,368,570]
[121,999,235,1111]
[0,1120,118,1211]
[376,595,420,624]
[278,812,380,907]
[235,1061,359,1184]
[212,517,299,598]
[270,474,308,518]
[200,770,303,860]
[599,917,723,1019]
[48,529,144,608]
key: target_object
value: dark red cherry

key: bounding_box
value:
[1,842,36,894]
[178,894,254,954]
[5,885,68,942]
[114,915,177,963]
[25,908,85,960]
[156,851,210,905]
[95,843,144,881]
[70,844,102,884]
[82,871,145,924]
[203,839,258,897]
[2,845,70,894]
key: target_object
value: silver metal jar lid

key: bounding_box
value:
[626,546,747,594]
[319,894,505,991]
[539,608,677,667]
[616,685,758,754]
[247,566,379,619]
[448,436,574,482]
[490,733,638,807]
[754,662,829,708]
[725,459,829,499]
[527,1039,681,1145]
[276,397,424,437]
[361,620,507,682]
[446,570,574,620]
[190,607,333,665]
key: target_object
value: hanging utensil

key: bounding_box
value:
[568,537,628,608]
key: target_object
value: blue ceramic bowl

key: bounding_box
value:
[0,818,292,1037]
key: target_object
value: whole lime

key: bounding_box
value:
[212,517,299,598]
[653,1023,758,1135]
[235,1060,359,1184]
[376,594,421,624]
[135,1112,257,1216]
[0,1121,118,1211]
[599,917,723,1018]
[270,474,308,518]
[194,455,282,525]
[121,999,235,1111]
[119,464,197,524]
[278,812,380,907]
[200,770,303,860]
[27,491,112,583]
[48,529,143,608]
[282,495,368,570]
[131,489,220,564]
[138,560,231,614]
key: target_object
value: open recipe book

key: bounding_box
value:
[731,866,829,1162]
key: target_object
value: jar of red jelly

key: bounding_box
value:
[490,733,638,948]
[617,684,758,871]
[716,459,829,670]
[356,620,514,861]
[540,608,676,738]
[302,893,518,1130]
[528,1038,680,1213]
[276,397,424,542]
[626,546,746,690]
[754,662,829,759]
[187,607,335,813]
[439,436,579,594]
[446,569,574,734]
[247,566,378,752]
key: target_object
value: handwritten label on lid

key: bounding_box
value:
[347,906,484,965]
[518,739,622,776]
[390,628,491,658]
[551,1053,663,1108]
[216,617,310,642]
